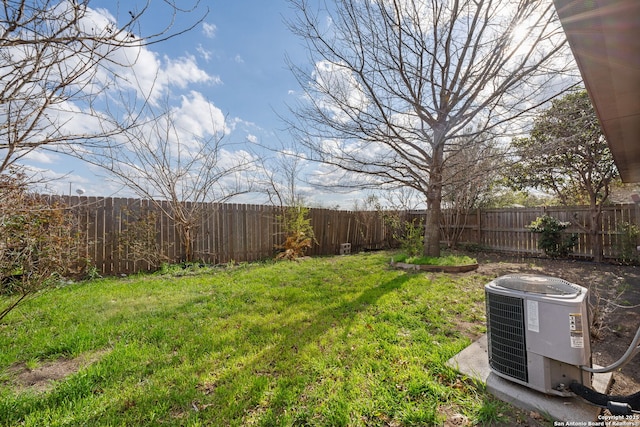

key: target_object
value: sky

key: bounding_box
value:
[22,0,359,207]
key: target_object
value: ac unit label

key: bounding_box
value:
[569,313,584,348]
[527,300,539,332]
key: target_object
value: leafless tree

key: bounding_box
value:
[85,99,256,263]
[261,150,308,208]
[0,0,206,175]
[286,0,578,256]
[440,134,505,247]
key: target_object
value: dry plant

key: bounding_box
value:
[275,205,316,260]
[117,207,166,271]
[589,280,634,341]
[0,170,77,322]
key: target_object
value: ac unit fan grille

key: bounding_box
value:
[486,292,528,383]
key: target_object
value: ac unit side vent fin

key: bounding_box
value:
[486,292,528,383]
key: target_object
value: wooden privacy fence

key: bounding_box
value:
[51,196,393,276]
[435,204,640,259]
[45,196,640,276]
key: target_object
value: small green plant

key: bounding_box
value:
[398,217,425,257]
[615,221,639,265]
[382,212,424,257]
[276,205,317,260]
[84,262,102,281]
[155,261,214,277]
[528,215,577,258]
[473,397,509,425]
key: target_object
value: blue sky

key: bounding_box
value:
[26,1,352,205]
[177,1,305,132]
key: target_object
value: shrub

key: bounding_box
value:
[397,217,425,257]
[117,207,164,271]
[276,205,317,260]
[382,212,424,257]
[615,221,639,265]
[528,215,577,258]
[0,170,77,321]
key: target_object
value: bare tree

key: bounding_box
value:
[286,0,578,256]
[0,0,206,175]
[86,98,256,263]
[261,150,308,208]
[440,134,505,247]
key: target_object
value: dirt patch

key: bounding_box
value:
[475,252,640,401]
[7,349,110,393]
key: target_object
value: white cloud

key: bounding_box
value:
[66,8,220,106]
[202,22,217,38]
[161,54,218,89]
[23,150,57,165]
[234,54,245,64]
[196,44,212,62]
[104,48,220,106]
[173,91,228,138]
[115,91,227,162]
[227,117,256,134]
[247,134,258,144]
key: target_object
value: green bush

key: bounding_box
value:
[616,221,639,265]
[528,215,577,258]
[398,218,425,257]
[382,212,424,257]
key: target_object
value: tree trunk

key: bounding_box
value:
[591,208,603,263]
[423,204,441,257]
[182,225,192,263]
[423,146,445,257]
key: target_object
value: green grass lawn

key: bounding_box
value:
[392,254,477,266]
[0,252,508,426]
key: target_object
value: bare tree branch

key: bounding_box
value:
[0,0,208,175]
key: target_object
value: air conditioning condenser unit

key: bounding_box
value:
[485,274,592,396]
